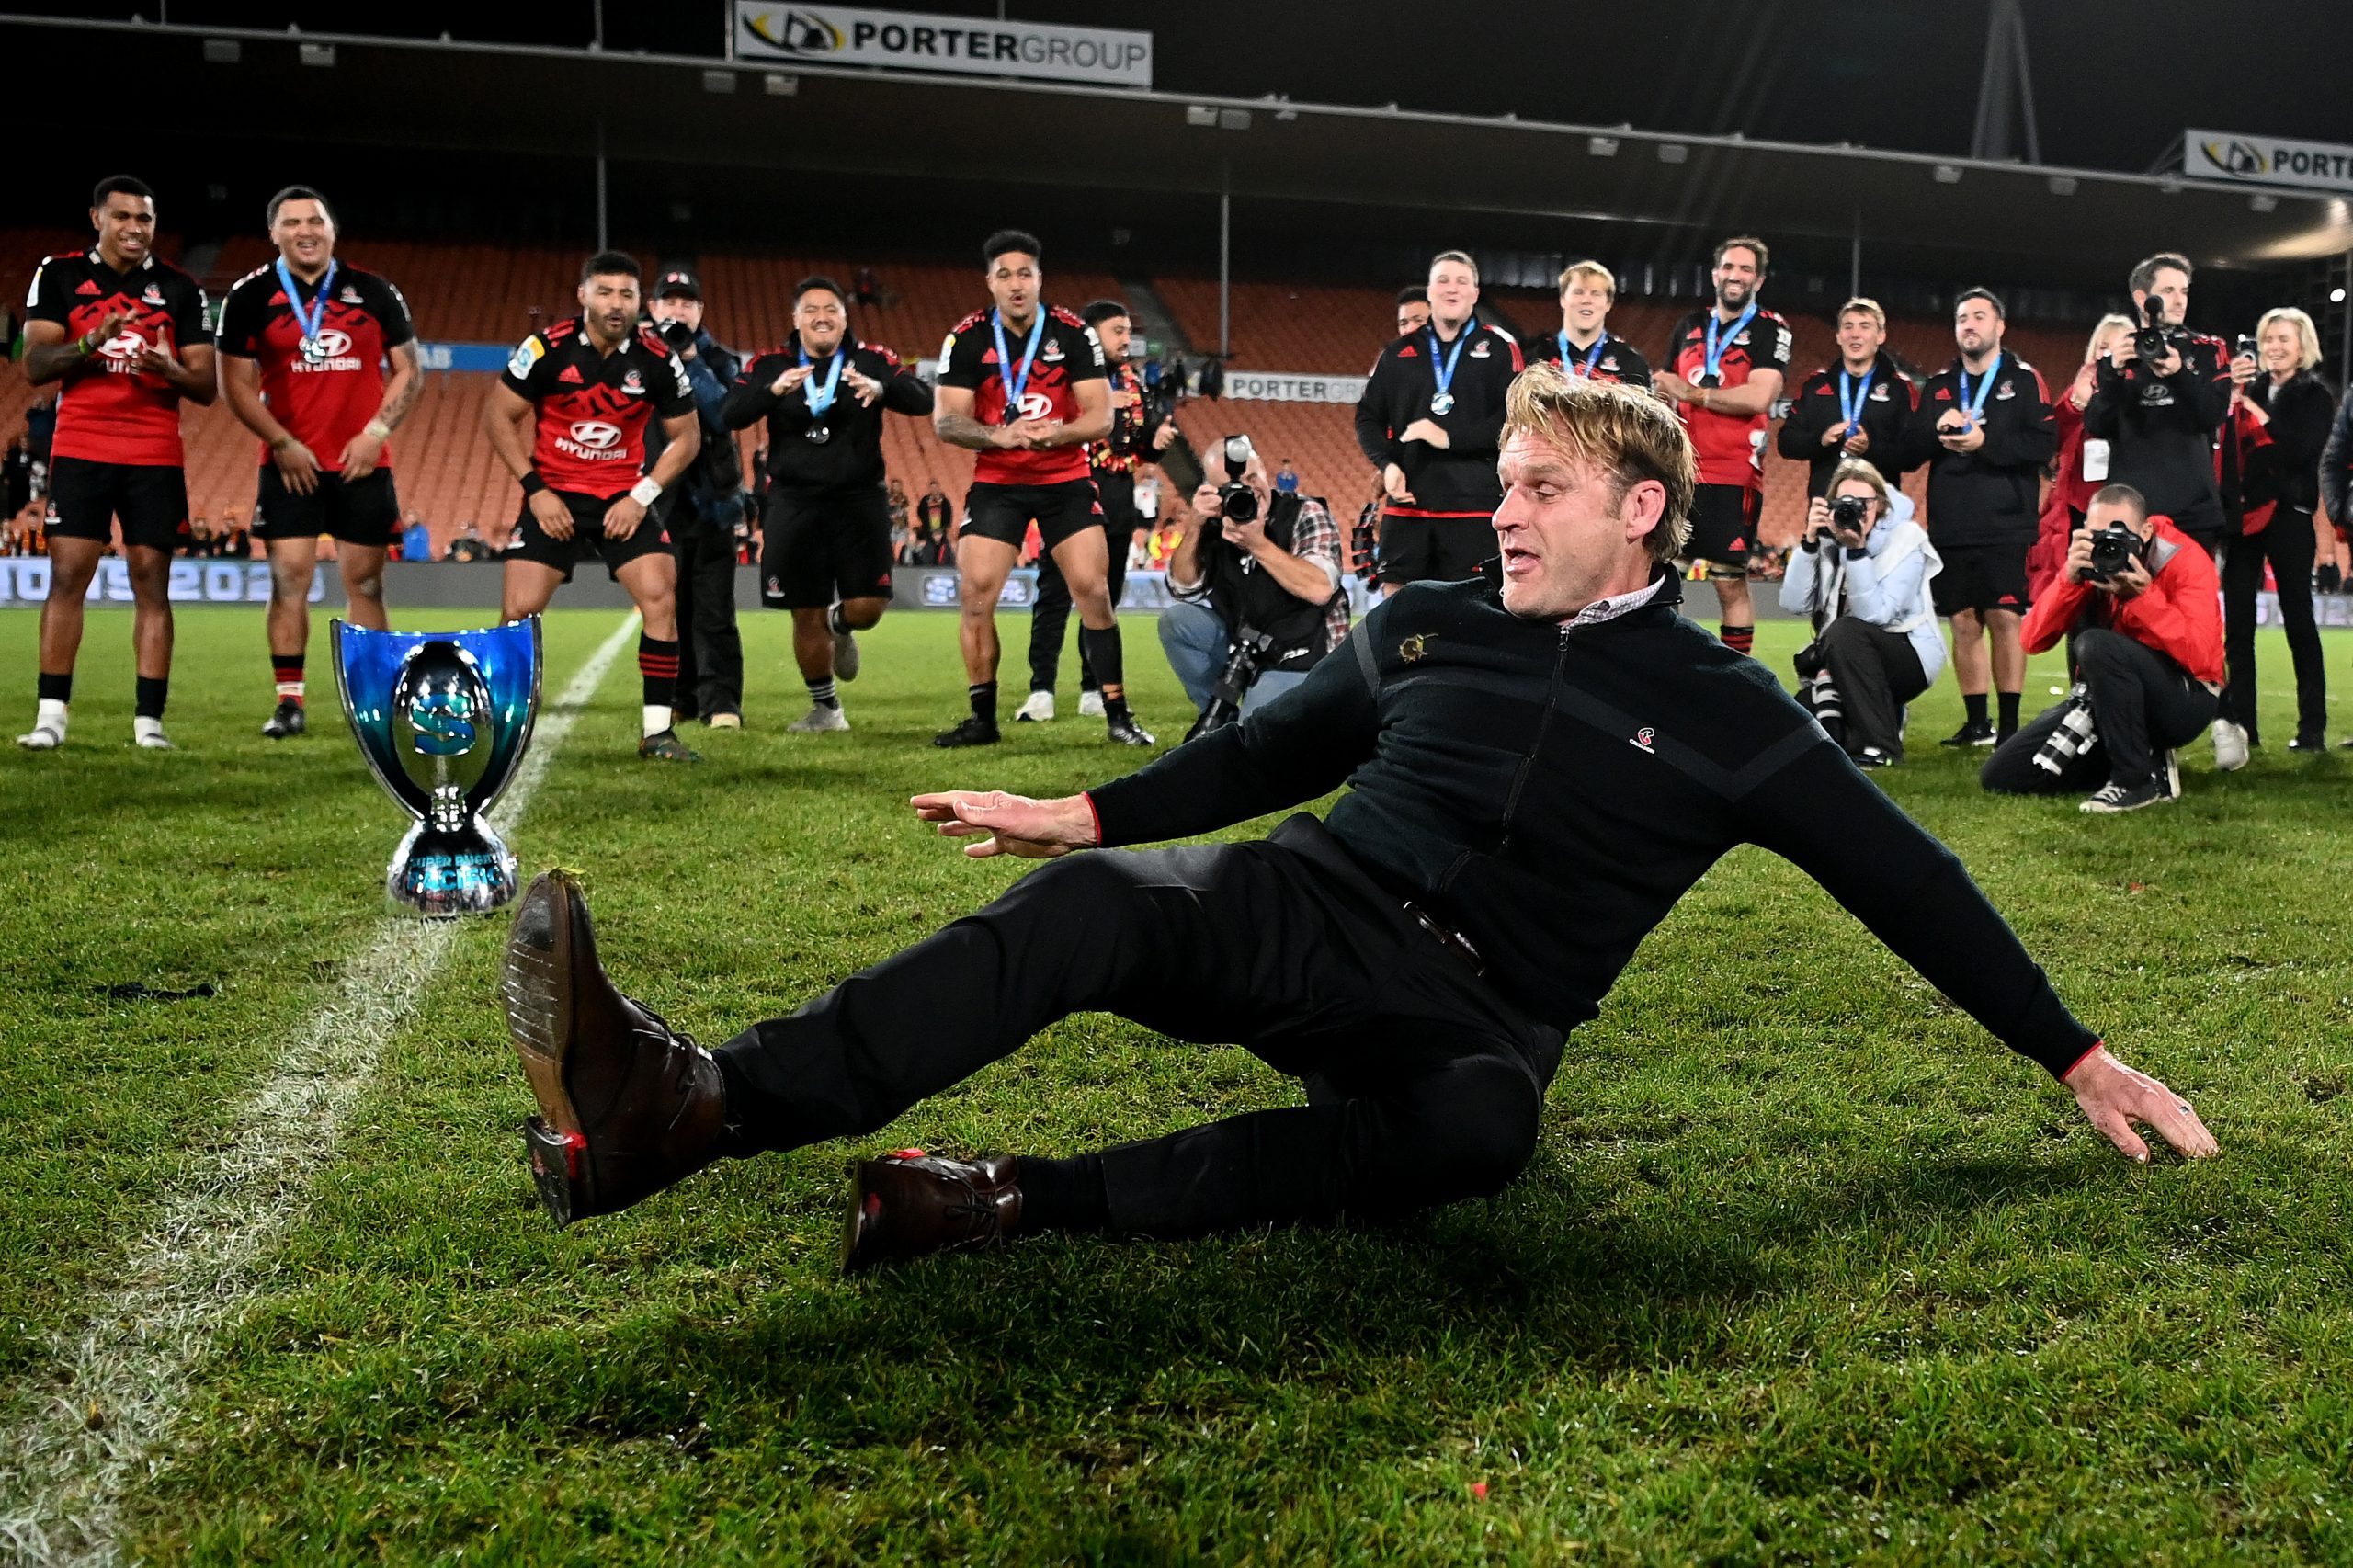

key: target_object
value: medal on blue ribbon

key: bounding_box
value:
[1560,331,1607,378]
[1837,364,1876,435]
[1699,301,1756,391]
[1427,316,1475,415]
[989,308,1048,426]
[800,340,843,443]
[277,256,337,365]
[1956,351,2003,428]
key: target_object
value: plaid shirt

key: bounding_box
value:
[1173,494,1352,651]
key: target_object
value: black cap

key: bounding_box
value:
[653,266,701,301]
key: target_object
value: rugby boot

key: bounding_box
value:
[261,699,306,739]
[932,715,1001,747]
[841,1150,1024,1273]
[638,727,702,763]
[502,869,730,1226]
[1103,699,1155,748]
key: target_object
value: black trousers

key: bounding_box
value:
[2219,514,2325,744]
[1028,472,1134,694]
[1808,617,1929,760]
[671,521,744,720]
[1982,628,2217,793]
[714,815,1565,1236]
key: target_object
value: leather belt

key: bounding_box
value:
[1403,900,1486,978]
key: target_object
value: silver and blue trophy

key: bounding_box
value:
[332,619,542,917]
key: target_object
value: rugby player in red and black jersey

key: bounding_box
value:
[218,185,422,739]
[17,175,214,752]
[1354,250,1522,591]
[1523,260,1652,392]
[483,251,703,761]
[722,275,934,733]
[932,229,1150,749]
[1652,235,1794,657]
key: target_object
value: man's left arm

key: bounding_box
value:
[2177,339,2232,430]
[1980,369,2057,470]
[1735,740,2218,1161]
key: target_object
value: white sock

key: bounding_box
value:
[642,704,672,738]
[33,699,67,736]
[133,715,167,744]
[276,679,305,700]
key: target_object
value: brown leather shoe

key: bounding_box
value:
[841,1150,1023,1273]
[502,869,729,1227]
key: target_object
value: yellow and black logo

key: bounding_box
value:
[1398,633,1435,663]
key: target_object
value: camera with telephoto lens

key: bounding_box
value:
[1828,494,1870,536]
[2032,687,2097,776]
[655,317,696,352]
[1185,627,1278,744]
[1216,435,1259,522]
[2131,297,2186,367]
[2085,523,2143,583]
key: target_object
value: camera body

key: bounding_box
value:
[1828,494,1870,535]
[2131,297,2187,368]
[2085,523,2143,582]
[655,317,697,353]
[1216,435,1260,523]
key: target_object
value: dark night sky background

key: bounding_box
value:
[30,0,2353,176]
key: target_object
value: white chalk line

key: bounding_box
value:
[0,612,642,1567]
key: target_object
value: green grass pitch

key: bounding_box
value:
[1,603,2348,1564]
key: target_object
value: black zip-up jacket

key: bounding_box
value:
[2243,370,2335,517]
[2082,333,2231,542]
[2320,384,2353,529]
[1903,354,2058,550]
[1776,351,1921,498]
[1354,317,1524,517]
[1086,570,2100,1080]
[722,334,933,493]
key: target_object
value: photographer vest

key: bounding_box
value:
[1202,491,1338,673]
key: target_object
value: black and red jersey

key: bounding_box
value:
[218,262,414,472]
[1665,307,1795,491]
[23,249,211,468]
[500,318,694,500]
[1524,330,1653,392]
[936,303,1108,485]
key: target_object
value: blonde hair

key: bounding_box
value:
[1836,298,1886,329]
[1825,458,1894,509]
[2256,306,2324,370]
[2084,312,2134,366]
[1429,249,1480,284]
[1558,260,1617,299]
[1505,362,1696,564]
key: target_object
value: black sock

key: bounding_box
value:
[37,671,70,704]
[969,681,997,725]
[638,635,679,708]
[1078,624,1124,691]
[1016,1153,1110,1234]
[807,676,838,710]
[1964,693,1989,727]
[134,676,168,720]
[1996,691,2021,733]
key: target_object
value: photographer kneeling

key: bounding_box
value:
[1983,483,2222,814]
[1779,459,1943,767]
[1160,437,1349,737]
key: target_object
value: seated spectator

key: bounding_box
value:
[915,480,953,537]
[1275,460,1301,494]
[1779,459,1944,767]
[1982,483,2222,813]
[402,512,433,563]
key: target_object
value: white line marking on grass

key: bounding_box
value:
[0,612,641,1568]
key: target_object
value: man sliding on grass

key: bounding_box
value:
[500,366,2217,1273]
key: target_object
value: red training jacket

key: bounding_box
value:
[2021,515,2223,686]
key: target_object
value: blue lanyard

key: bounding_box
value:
[1703,301,1757,381]
[275,257,336,354]
[1957,351,2003,426]
[1428,316,1476,405]
[1559,331,1606,377]
[1837,365,1876,428]
[798,341,843,417]
[989,308,1048,424]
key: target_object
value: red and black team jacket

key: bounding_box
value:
[500,318,695,501]
[1775,350,1921,498]
[1665,307,1795,492]
[1523,330,1653,392]
[218,263,415,472]
[723,334,934,494]
[1354,316,1523,517]
[2081,332,2233,544]
[1903,354,2058,550]
[23,249,211,468]
[936,303,1108,487]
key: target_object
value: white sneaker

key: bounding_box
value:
[784,704,850,733]
[1077,689,1106,718]
[2211,719,2248,772]
[134,726,175,751]
[2165,748,2182,800]
[1014,690,1055,722]
[17,722,64,750]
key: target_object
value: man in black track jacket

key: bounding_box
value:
[1776,297,1918,500]
[497,365,2218,1272]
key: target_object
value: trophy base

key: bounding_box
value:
[388,819,520,918]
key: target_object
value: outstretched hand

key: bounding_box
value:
[910,790,1099,859]
[2063,1045,2220,1165]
